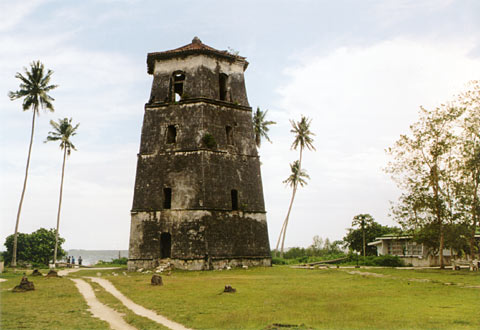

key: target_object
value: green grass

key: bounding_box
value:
[0,270,108,329]
[349,267,480,287]
[2,266,479,329]
[88,266,480,329]
[87,279,169,330]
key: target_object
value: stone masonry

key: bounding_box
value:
[128,37,271,270]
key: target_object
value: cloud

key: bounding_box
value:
[0,0,48,32]
[262,38,480,248]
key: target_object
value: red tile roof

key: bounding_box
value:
[147,37,247,74]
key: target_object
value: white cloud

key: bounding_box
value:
[262,38,480,248]
[0,0,48,32]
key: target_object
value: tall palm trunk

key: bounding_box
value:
[274,213,287,255]
[12,110,36,267]
[53,147,67,266]
[279,147,304,257]
[276,185,298,257]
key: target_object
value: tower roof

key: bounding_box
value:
[147,37,248,74]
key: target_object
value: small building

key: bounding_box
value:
[369,233,480,267]
[368,235,452,267]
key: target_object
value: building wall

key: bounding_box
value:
[149,55,249,106]
[129,50,270,270]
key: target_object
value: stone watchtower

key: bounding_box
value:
[128,37,271,270]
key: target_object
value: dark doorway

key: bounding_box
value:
[160,232,171,258]
[226,125,233,145]
[219,73,228,101]
[231,189,238,210]
[166,125,176,144]
[163,188,172,209]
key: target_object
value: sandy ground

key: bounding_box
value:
[57,267,118,277]
[89,277,191,330]
[71,278,136,330]
[60,267,190,330]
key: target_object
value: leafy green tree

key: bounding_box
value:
[252,107,276,148]
[351,214,375,258]
[276,116,316,257]
[45,118,79,265]
[386,104,463,268]
[3,228,66,267]
[453,81,480,261]
[343,221,400,256]
[8,61,58,267]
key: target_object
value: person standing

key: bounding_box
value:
[78,256,82,266]
[72,256,75,266]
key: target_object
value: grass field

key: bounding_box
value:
[0,269,108,329]
[2,266,479,329]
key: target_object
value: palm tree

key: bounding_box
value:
[275,160,310,256]
[275,116,316,256]
[352,214,375,259]
[8,61,57,267]
[45,118,79,266]
[252,107,276,148]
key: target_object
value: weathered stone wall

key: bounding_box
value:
[132,102,264,212]
[128,210,270,270]
[129,46,270,271]
[148,55,249,106]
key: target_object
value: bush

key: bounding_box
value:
[111,257,128,265]
[3,228,66,267]
[202,133,217,148]
[96,257,128,266]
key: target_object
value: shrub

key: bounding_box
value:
[3,228,66,266]
[202,133,217,148]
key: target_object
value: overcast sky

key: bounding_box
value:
[1,0,480,250]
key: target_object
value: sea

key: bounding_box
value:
[66,250,129,266]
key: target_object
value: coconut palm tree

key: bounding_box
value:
[252,107,276,148]
[276,115,316,256]
[45,118,79,266]
[8,61,57,267]
[275,160,310,257]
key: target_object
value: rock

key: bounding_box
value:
[226,266,231,270]
[122,272,127,276]
[12,276,35,292]
[242,265,248,269]
[46,270,60,278]
[137,268,144,273]
[223,285,236,293]
[151,274,163,286]
[96,272,102,277]
[31,269,43,276]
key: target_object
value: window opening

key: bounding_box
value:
[166,125,176,144]
[163,188,172,209]
[160,232,171,258]
[226,126,233,145]
[173,72,185,101]
[219,73,228,101]
[231,189,238,210]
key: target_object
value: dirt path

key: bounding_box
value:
[71,278,136,330]
[88,277,191,330]
[58,267,119,276]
